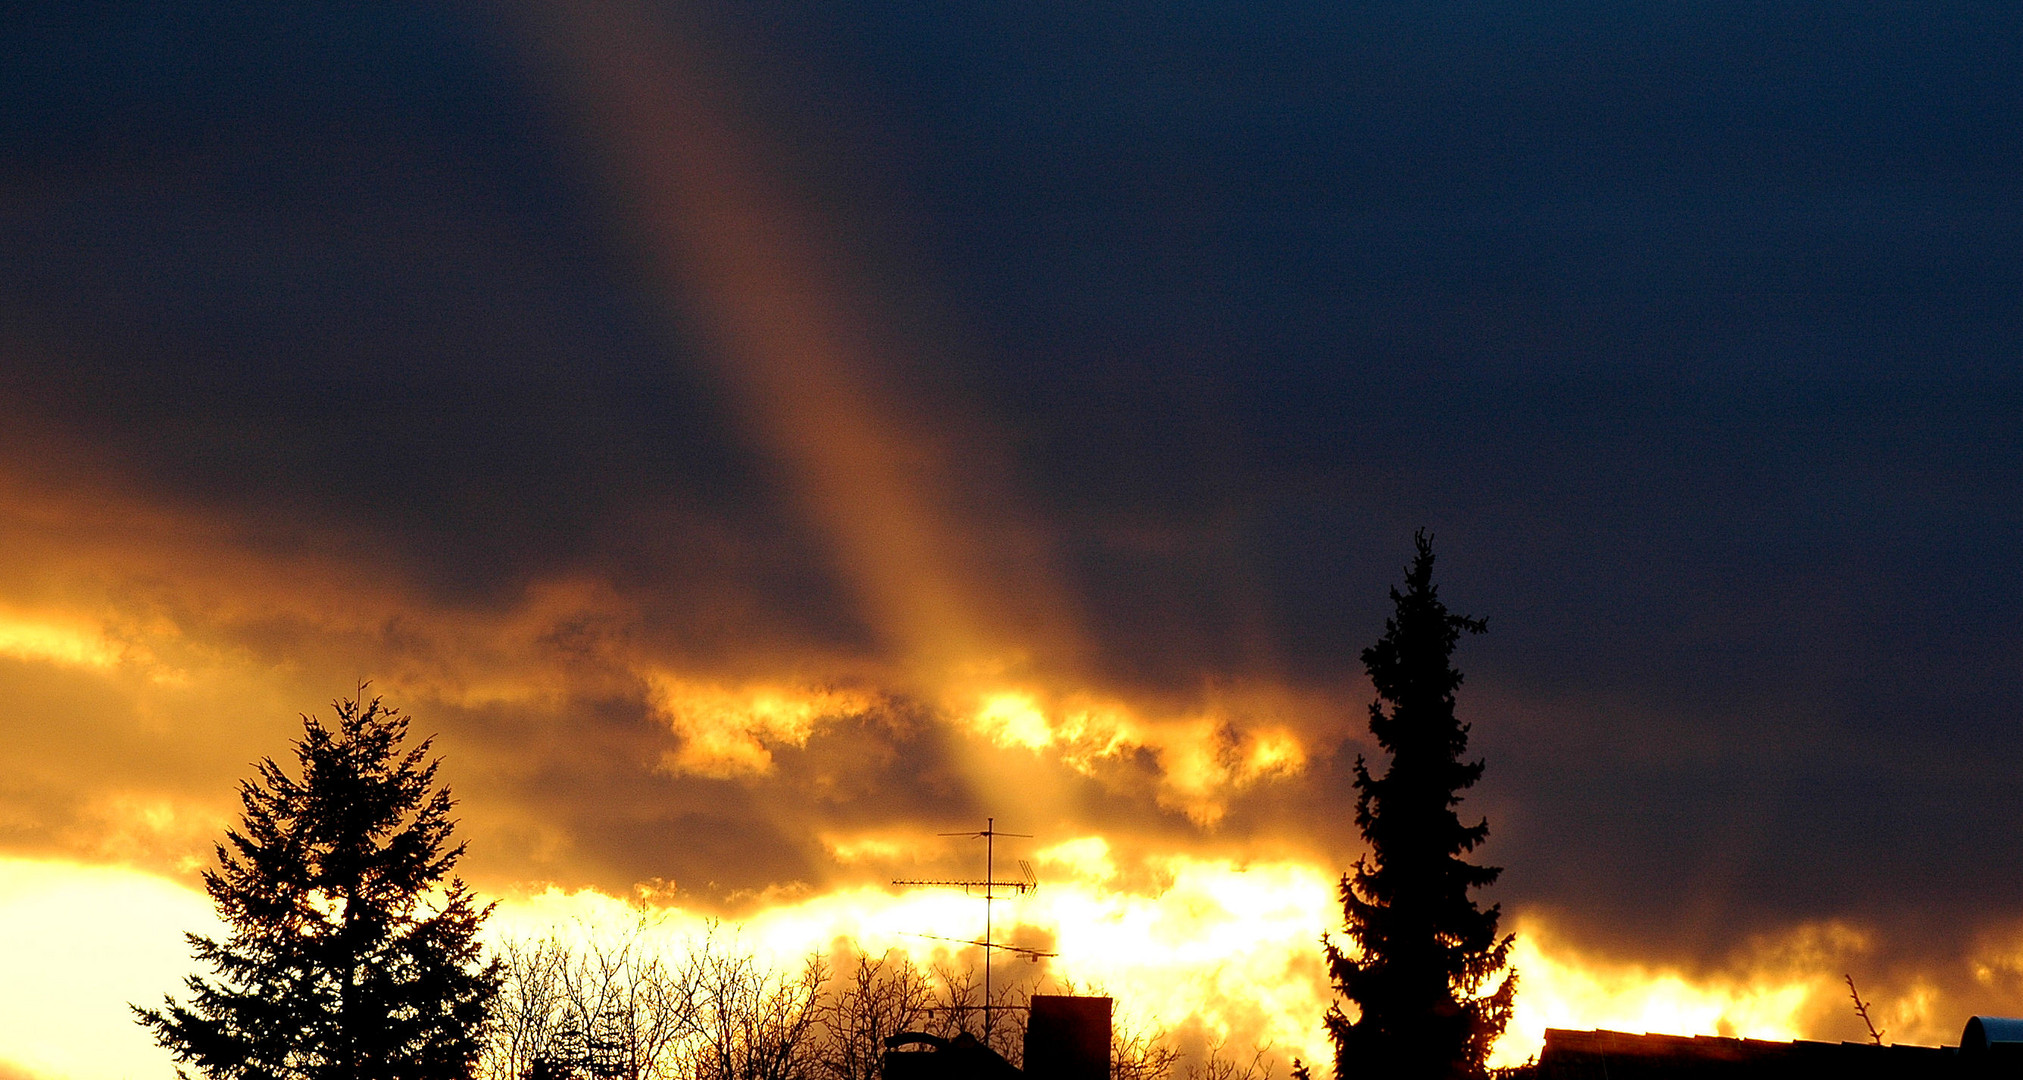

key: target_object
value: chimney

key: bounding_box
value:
[1024,995,1111,1080]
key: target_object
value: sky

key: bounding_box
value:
[3,1,2023,1076]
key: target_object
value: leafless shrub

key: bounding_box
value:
[563,926,695,1080]
[681,937,828,1080]
[481,920,696,1080]
[814,951,941,1080]
[1109,1011,1181,1080]
[487,937,572,1080]
[926,960,1038,1064]
[485,930,1268,1080]
[1183,1036,1276,1080]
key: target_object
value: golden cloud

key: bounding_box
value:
[647,674,880,777]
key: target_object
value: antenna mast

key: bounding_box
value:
[893,817,1050,1040]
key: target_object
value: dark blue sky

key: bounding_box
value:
[5,0,2023,980]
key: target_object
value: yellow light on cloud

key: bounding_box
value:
[974,691,1056,752]
[1491,917,1875,1066]
[0,857,221,1080]
[1,844,1995,1080]
[488,838,1345,1073]
[646,673,877,777]
[0,612,124,670]
[958,687,1309,825]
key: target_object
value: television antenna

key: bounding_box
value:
[893,818,1052,1039]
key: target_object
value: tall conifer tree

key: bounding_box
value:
[137,696,501,1080]
[1326,532,1514,1080]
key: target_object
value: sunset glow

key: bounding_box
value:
[9,1,2020,1078]
[3,835,1992,1080]
[3,522,1992,1078]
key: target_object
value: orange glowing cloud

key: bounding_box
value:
[959,687,1309,825]
[0,608,125,670]
[475,839,1345,1071]
[2,460,1979,1080]
[1491,915,1979,1065]
[646,673,880,777]
[0,460,1325,893]
[5,811,2019,1080]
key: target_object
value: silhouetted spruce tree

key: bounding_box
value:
[1326,532,1514,1080]
[136,696,502,1080]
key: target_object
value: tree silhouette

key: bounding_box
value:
[136,696,502,1080]
[1325,532,1514,1080]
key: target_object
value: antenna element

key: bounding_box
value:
[893,818,1053,1041]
